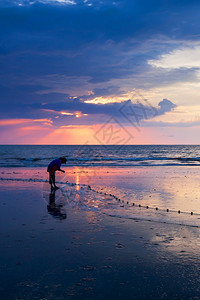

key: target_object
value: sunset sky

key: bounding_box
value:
[1,0,200,144]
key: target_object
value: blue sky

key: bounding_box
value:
[1,0,200,143]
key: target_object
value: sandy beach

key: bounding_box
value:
[1,166,200,299]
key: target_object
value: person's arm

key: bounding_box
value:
[57,168,65,173]
[57,160,65,173]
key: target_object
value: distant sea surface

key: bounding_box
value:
[1,145,200,167]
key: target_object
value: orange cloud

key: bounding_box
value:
[43,108,88,118]
[0,119,31,126]
[0,118,52,126]
[60,111,74,116]
[20,126,47,131]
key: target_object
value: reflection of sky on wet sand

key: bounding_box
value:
[64,166,200,218]
[76,173,80,191]
[1,166,200,227]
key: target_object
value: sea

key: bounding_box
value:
[0,144,200,168]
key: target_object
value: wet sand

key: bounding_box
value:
[1,167,200,299]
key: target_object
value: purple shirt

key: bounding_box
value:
[47,159,61,174]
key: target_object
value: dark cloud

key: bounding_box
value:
[158,99,177,115]
[26,98,176,126]
[0,0,199,121]
[0,93,177,126]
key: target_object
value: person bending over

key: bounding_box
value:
[47,157,66,189]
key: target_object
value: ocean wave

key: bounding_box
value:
[1,155,200,167]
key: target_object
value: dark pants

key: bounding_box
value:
[49,172,55,187]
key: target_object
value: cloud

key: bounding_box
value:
[37,0,76,4]
[148,44,200,69]
[30,97,176,127]
[0,118,52,126]
[143,120,200,128]
[1,0,76,6]
[0,0,200,128]
[157,99,177,115]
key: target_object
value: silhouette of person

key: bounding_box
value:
[47,157,67,189]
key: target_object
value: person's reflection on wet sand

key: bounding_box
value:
[47,188,67,220]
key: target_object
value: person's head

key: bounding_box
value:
[60,157,67,164]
